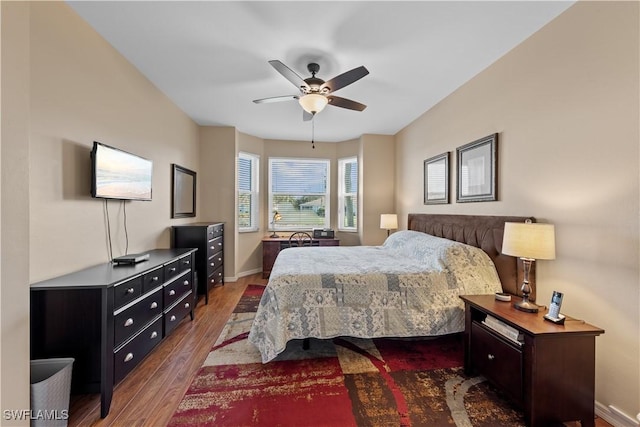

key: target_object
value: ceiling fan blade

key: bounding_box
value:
[303,110,314,121]
[269,60,309,91]
[327,96,367,111]
[321,66,369,93]
[253,95,299,104]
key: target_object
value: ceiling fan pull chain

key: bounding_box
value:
[311,116,315,149]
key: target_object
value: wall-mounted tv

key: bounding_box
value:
[91,141,153,201]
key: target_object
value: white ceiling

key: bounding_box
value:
[67,1,575,143]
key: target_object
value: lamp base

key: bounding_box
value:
[513,300,539,313]
[269,232,278,238]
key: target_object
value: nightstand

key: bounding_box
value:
[460,294,604,427]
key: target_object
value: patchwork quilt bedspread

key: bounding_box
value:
[248,230,503,362]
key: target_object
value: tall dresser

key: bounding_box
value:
[172,222,224,304]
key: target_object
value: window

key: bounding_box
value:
[238,152,259,232]
[338,157,358,231]
[269,158,330,231]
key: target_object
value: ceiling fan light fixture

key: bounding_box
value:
[299,93,328,114]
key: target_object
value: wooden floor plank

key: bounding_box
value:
[67,273,611,427]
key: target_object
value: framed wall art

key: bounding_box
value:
[172,164,196,218]
[424,152,449,204]
[456,133,498,203]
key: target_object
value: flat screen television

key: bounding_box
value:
[91,141,153,201]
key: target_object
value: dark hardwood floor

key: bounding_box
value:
[67,272,612,427]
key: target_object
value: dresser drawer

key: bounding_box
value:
[207,266,224,288]
[164,271,192,308]
[113,276,143,310]
[471,322,523,403]
[114,316,163,384]
[207,251,223,275]
[207,236,223,257]
[164,260,180,281]
[142,267,163,294]
[178,254,193,273]
[114,288,163,347]
[164,291,194,336]
[207,224,223,239]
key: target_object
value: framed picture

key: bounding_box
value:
[424,152,449,204]
[171,164,196,218]
[456,133,498,202]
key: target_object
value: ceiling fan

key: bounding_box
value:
[253,60,369,120]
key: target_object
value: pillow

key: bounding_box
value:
[383,230,454,266]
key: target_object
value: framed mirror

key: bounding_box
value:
[172,164,196,218]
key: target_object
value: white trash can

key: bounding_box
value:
[30,358,74,427]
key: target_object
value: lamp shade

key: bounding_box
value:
[298,94,328,114]
[380,214,398,230]
[502,222,556,260]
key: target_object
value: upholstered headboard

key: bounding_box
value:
[408,214,536,299]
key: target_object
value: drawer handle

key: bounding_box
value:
[487,354,495,361]
[150,331,158,339]
[218,242,222,246]
[184,302,190,309]
[183,280,189,286]
[210,246,214,250]
[210,278,215,284]
[152,276,159,282]
[183,260,190,265]
[150,301,158,309]
[169,290,176,296]
[170,315,177,322]
[218,272,222,277]
[124,353,134,363]
[210,262,216,267]
[218,257,222,262]
[169,267,176,272]
[124,318,134,327]
[126,288,135,294]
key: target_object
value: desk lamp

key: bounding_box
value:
[502,220,556,313]
[270,211,282,238]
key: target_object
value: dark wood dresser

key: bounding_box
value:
[30,248,197,418]
[460,294,604,427]
[171,222,224,304]
[262,236,339,278]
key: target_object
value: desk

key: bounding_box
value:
[262,236,339,278]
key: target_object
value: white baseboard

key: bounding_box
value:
[233,267,262,281]
[596,402,640,427]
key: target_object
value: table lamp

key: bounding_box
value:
[501,220,556,313]
[380,214,398,237]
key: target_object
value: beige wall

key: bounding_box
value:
[396,1,639,422]
[199,126,237,280]
[1,2,31,422]
[360,134,395,246]
[29,2,200,282]
[236,131,265,276]
[1,1,201,418]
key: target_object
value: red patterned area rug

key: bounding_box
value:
[169,284,525,427]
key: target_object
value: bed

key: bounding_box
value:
[248,214,534,362]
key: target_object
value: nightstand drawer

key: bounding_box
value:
[471,321,523,403]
